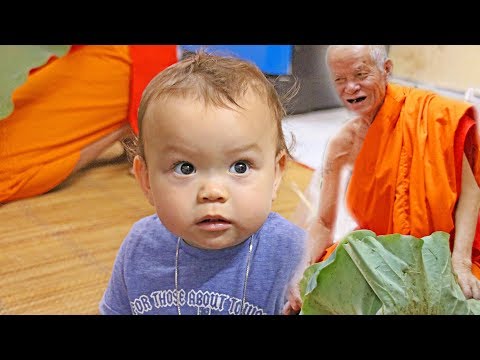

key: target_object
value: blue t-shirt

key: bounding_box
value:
[100,212,305,315]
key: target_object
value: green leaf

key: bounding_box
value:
[0,45,71,120]
[300,230,382,315]
[300,230,480,315]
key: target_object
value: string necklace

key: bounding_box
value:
[174,235,254,315]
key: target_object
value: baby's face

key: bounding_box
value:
[135,91,285,249]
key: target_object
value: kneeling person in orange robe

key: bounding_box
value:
[0,45,177,203]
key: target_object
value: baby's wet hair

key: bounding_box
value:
[126,50,298,164]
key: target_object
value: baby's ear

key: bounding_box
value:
[272,150,287,201]
[133,155,154,206]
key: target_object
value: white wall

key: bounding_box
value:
[389,45,480,93]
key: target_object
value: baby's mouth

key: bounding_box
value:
[196,217,232,231]
[198,218,230,224]
[347,96,366,104]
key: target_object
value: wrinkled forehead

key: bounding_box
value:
[329,46,373,65]
[328,47,377,75]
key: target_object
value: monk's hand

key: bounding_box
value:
[283,223,332,314]
[306,221,333,264]
[282,281,302,315]
[452,257,480,300]
[282,257,311,315]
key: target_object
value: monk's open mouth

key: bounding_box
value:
[347,96,366,104]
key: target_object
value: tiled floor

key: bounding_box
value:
[282,107,349,169]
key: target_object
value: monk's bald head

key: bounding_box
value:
[326,45,388,71]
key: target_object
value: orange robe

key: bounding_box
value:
[0,45,177,203]
[322,83,480,277]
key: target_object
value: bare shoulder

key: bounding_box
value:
[325,117,369,167]
[328,118,358,151]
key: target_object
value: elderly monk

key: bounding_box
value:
[0,45,177,203]
[285,45,480,314]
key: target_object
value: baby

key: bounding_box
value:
[99,51,306,315]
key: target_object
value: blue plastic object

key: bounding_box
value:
[180,45,293,76]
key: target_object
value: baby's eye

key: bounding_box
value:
[229,161,250,174]
[174,161,196,175]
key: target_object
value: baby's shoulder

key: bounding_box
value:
[259,213,306,246]
[129,214,164,236]
[255,213,306,268]
[123,214,171,250]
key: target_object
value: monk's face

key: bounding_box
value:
[328,45,391,120]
